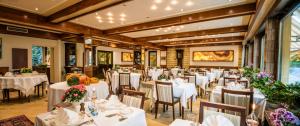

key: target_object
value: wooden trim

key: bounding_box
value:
[121,52,133,62]
[49,0,132,23]
[172,42,242,48]
[104,3,256,35]
[189,66,240,70]
[156,36,244,46]
[135,26,248,42]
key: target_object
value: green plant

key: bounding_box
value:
[158,74,168,80]
[20,68,32,73]
[241,67,259,83]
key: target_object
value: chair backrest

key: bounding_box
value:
[199,101,246,126]
[237,80,249,88]
[184,74,196,84]
[155,81,174,103]
[121,89,146,109]
[102,68,106,77]
[223,77,238,86]
[198,71,206,76]
[221,88,254,115]
[119,72,131,87]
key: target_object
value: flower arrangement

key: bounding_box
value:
[20,68,32,73]
[61,84,87,103]
[66,74,80,86]
[66,73,99,86]
[270,108,299,126]
[158,74,168,80]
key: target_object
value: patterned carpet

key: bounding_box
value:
[0,115,34,126]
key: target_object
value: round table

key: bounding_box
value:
[0,74,49,96]
[48,81,109,111]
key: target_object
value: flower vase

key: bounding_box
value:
[21,73,32,77]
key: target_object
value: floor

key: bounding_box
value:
[0,90,208,126]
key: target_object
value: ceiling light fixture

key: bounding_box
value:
[35,8,39,11]
[186,0,194,6]
[107,12,113,16]
[154,0,162,4]
[98,20,103,23]
[165,6,172,11]
[151,5,157,10]
[171,0,178,5]
[180,9,184,12]
[120,13,126,17]
[120,18,125,21]
[228,0,232,2]
[108,17,114,20]
[109,20,114,23]
[96,16,101,19]
[96,12,98,15]
[180,25,184,28]
[155,29,160,32]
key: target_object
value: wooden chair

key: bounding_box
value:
[199,101,247,126]
[237,80,249,88]
[155,81,183,120]
[223,77,238,86]
[221,88,254,115]
[105,70,113,94]
[118,72,131,94]
[198,71,206,76]
[121,89,146,109]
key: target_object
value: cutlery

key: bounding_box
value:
[105,113,117,117]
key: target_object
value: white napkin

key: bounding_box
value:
[4,72,14,77]
[55,108,79,125]
[108,95,120,105]
[202,115,234,126]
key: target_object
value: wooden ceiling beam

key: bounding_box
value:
[0,6,165,49]
[103,3,256,35]
[48,0,131,23]
[155,36,244,45]
[135,25,248,42]
[172,42,242,48]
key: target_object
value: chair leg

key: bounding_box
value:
[163,104,165,112]
[155,102,158,119]
[2,89,6,102]
[37,85,40,97]
[179,102,182,116]
[190,97,193,112]
[172,105,175,120]
[166,105,169,111]
[7,90,10,102]
[18,91,21,99]
[42,84,44,96]
[182,107,184,119]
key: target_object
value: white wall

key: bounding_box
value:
[189,45,240,67]
[96,46,133,65]
[0,34,63,82]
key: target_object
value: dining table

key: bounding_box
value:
[48,81,109,111]
[210,86,266,120]
[36,99,147,126]
[111,72,141,93]
[148,68,163,81]
[0,74,49,96]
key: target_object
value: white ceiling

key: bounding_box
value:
[71,0,255,30]
[0,0,80,16]
[149,32,245,43]
[122,15,250,38]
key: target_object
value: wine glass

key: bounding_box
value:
[246,104,259,126]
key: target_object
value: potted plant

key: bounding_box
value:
[20,68,33,76]
[61,84,87,106]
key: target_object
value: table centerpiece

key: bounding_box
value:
[20,67,33,76]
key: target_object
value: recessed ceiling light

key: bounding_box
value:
[98,20,103,23]
[180,9,184,12]
[96,16,101,19]
[167,27,171,30]
[176,28,180,31]
[186,1,194,6]
[107,12,113,16]
[180,25,184,28]
[154,0,162,4]
[109,20,114,23]
[120,13,126,17]
[171,0,178,5]
[165,6,172,11]
[151,5,157,10]
[120,18,125,21]
[108,17,114,20]
[155,29,160,32]
[96,12,98,15]
[35,8,39,11]
[228,0,232,2]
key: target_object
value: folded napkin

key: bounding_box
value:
[4,72,14,77]
[202,115,234,126]
[107,95,121,105]
[55,108,79,125]
[240,77,247,81]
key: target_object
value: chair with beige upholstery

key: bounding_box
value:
[118,72,132,94]
[155,81,183,120]
[121,89,146,109]
[199,101,247,126]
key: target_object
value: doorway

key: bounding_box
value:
[97,50,113,78]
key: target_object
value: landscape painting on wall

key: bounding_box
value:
[193,50,234,62]
[121,52,133,62]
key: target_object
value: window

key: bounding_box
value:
[280,5,300,84]
[32,46,51,66]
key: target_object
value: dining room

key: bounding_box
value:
[0,0,299,126]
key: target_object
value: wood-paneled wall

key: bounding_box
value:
[166,47,190,68]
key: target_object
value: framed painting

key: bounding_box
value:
[193,50,234,62]
[121,52,133,62]
[149,51,157,67]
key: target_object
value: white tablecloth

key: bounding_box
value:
[211,69,223,79]
[111,72,141,93]
[217,77,248,86]
[206,72,216,82]
[148,69,163,81]
[36,100,147,126]
[195,73,209,90]
[48,81,109,111]
[0,74,49,96]
[153,81,197,108]
[170,119,197,126]
[210,87,266,120]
